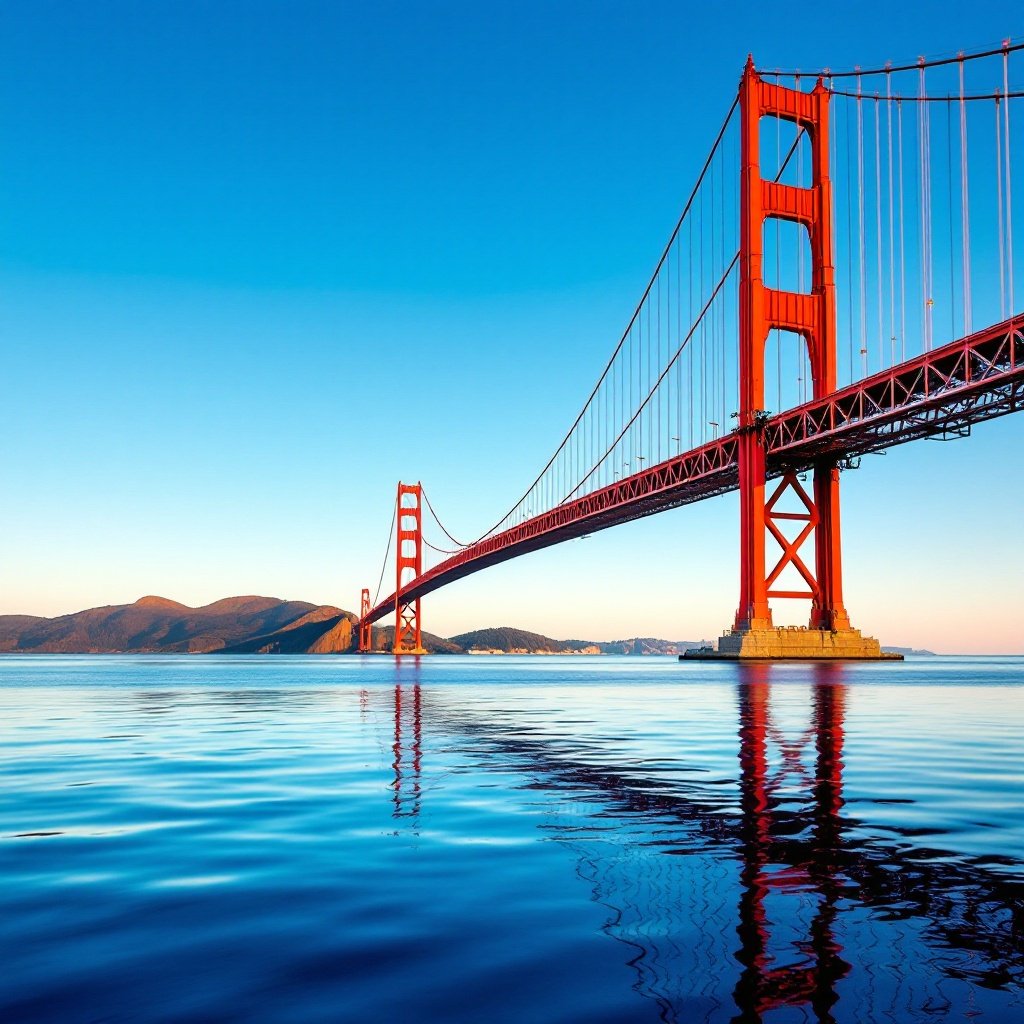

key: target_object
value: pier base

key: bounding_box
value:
[682,626,902,661]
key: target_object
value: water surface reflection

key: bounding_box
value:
[385,661,1023,1022]
[0,655,1020,1022]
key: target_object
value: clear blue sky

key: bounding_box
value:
[2,1,1021,652]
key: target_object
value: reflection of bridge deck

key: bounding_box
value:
[383,677,1024,1021]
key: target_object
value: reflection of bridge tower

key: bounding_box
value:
[732,666,850,1023]
[391,683,422,820]
[408,672,1022,1020]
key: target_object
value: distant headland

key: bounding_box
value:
[0,596,933,656]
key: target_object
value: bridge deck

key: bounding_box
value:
[365,315,1023,625]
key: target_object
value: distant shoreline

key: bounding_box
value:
[0,594,951,657]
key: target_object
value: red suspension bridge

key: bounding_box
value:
[359,42,1024,658]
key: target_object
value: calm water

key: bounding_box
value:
[0,655,1021,1023]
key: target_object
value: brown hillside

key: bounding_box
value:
[134,596,189,611]
[218,607,358,654]
[0,596,318,654]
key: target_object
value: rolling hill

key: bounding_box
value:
[450,626,702,655]
[0,597,707,655]
[0,596,326,654]
[4,597,926,656]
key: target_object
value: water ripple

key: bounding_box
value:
[0,654,1021,1022]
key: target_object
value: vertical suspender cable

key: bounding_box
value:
[875,95,885,368]
[615,313,620,480]
[688,213,694,448]
[656,273,661,464]
[721,138,727,429]
[630,309,638,468]
[649,273,654,459]
[637,295,643,468]
[918,60,932,350]
[623,320,629,474]
[845,94,855,382]
[947,99,956,341]
[613,332,617,482]
[579,382,585,501]
[661,257,666,461]
[696,186,704,442]
[996,96,1006,319]
[634,308,639,465]
[586,355,591,492]
[661,248,667,464]
[675,238,679,456]
[597,326,603,492]
[644,285,649,464]
[644,272,649,461]
[667,241,672,458]
[887,70,896,364]
[1004,43,1015,315]
[614,311,619,480]
[898,98,907,361]
[857,74,868,376]
[777,81,783,407]
[924,64,934,349]
[674,226,680,452]
[633,312,638,468]
[709,153,716,438]
[959,57,972,334]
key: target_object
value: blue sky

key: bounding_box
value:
[2,1,1022,652]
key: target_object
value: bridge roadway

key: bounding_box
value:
[365,314,1023,625]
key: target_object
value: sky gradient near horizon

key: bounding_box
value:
[2,1,1022,653]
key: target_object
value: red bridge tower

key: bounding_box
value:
[357,588,372,653]
[393,482,427,655]
[718,59,888,659]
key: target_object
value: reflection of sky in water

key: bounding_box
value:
[0,655,1021,1022]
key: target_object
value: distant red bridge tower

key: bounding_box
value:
[392,482,427,655]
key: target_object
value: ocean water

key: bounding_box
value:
[0,654,1021,1023]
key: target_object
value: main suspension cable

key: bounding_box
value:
[422,537,462,557]
[470,93,740,544]
[370,492,398,609]
[420,486,468,549]
[827,88,1024,102]
[764,39,1024,80]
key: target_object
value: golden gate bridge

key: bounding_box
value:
[358,42,1023,657]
